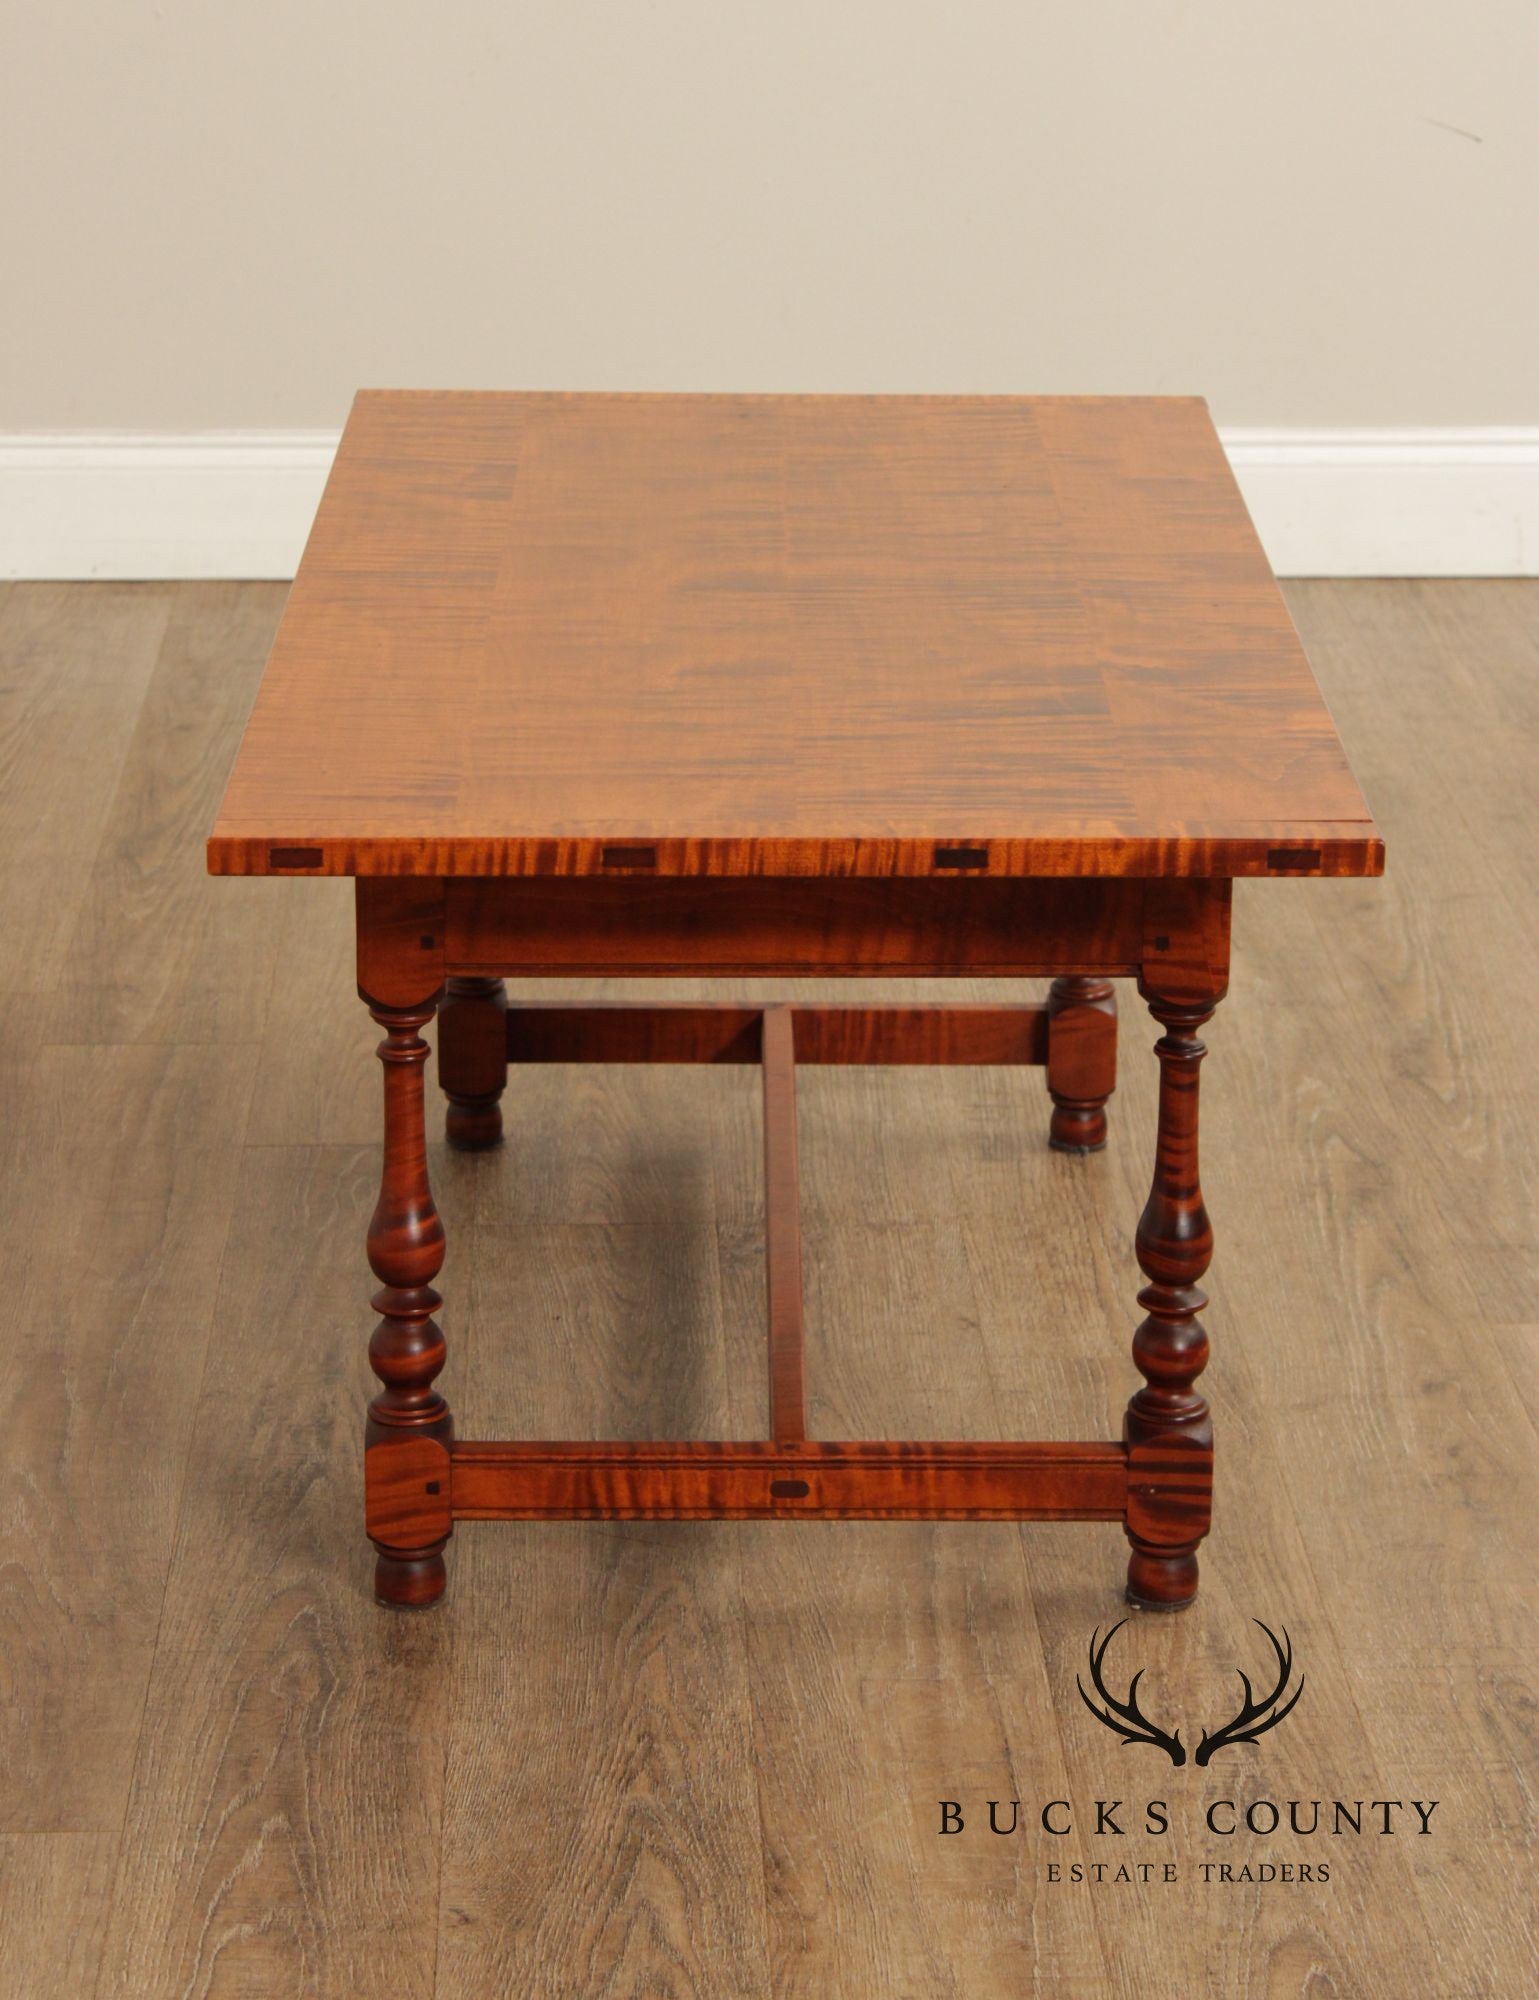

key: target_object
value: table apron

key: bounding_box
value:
[440,875,1147,978]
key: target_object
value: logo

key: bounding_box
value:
[1076,1617,1304,1767]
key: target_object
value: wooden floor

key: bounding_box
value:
[0,581,1533,1999]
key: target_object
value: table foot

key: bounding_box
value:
[440,976,508,1150]
[445,1097,503,1150]
[1048,1118,1106,1156]
[1125,1544,1200,1610]
[374,1543,449,1608]
[1046,976,1117,1153]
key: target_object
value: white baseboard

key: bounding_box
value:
[0,433,335,583]
[1221,427,1538,577]
[0,426,1535,581]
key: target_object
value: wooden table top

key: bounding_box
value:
[208,391,1382,881]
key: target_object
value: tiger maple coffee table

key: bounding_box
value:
[208,390,1382,1612]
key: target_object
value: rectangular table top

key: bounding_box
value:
[208,391,1381,881]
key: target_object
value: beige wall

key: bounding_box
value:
[2,3,1533,432]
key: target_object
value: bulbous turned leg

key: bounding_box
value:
[1046,976,1118,1152]
[366,998,453,1606]
[439,976,508,1150]
[1123,992,1218,1610]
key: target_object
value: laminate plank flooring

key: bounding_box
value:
[0,581,1531,1998]
[436,1222,767,1999]
[97,1145,450,1999]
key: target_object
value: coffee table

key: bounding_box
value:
[208,391,1382,1612]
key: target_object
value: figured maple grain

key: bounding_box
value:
[3,578,1522,2000]
[442,874,1149,976]
[207,391,1381,881]
[760,1009,807,1442]
[501,1002,1051,1068]
[447,1441,1129,1521]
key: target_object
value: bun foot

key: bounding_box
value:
[1125,1544,1199,1611]
[374,1544,448,1608]
[1049,1103,1108,1153]
[446,1096,504,1150]
[440,976,507,1151]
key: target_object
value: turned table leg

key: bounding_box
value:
[1046,976,1118,1152]
[439,975,508,1150]
[1123,988,1219,1609]
[365,997,453,1606]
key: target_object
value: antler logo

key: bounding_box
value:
[1077,1621,1189,1764]
[1076,1618,1304,1767]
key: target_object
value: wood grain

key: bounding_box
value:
[1045,974,1118,1152]
[760,1007,807,1442]
[500,1001,1052,1067]
[207,392,1381,882]
[438,1222,767,1999]
[363,995,453,1606]
[715,1211,1114,1994]
[0,584,171,995]
[442,874,1150,977]
[51,583,283,1045]
[2,580,1532,1997]
[97,1145,451,1999]
[0,1834,119,2000]
[446,1439,1128,1520]
[0,1041,258,1834]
